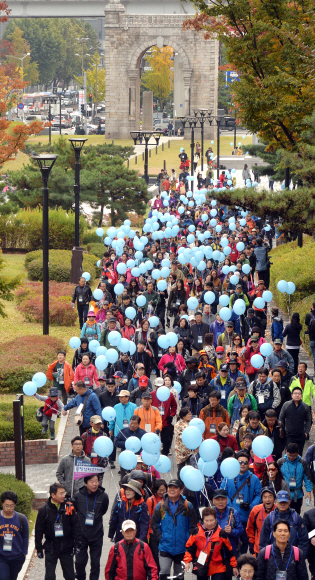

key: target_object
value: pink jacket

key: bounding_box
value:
[74,363,99,387]
[246,336,266,348]
[158,352,186,374]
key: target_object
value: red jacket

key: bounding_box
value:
[105,538,158,580]
[74,363,99,387]
[210,434,239,454]
[158,353,186,374]
[184,523,237,576]
[151,391,177,429]
[228,243,239,263]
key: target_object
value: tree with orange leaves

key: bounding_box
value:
[0,2,43,168]
[183,0,315,152]
[141,46,174,108]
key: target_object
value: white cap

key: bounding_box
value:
[122,520,136,532]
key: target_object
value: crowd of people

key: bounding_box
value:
[3,185,315,580]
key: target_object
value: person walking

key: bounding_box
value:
[278,442,312,514]
[105,520,158,580]
[73,355,100,392]
[253,239,270,288]
[62,380,102,436]
[74,474,109,580]
[134,392,162,434]
[199,391,230,439]
[289,361,315,408]
[35,483,81,580]
[108,480,150,542]
[211,489,244,555]
[303,504,315,579]
[257,519,308,580]
[108,390,137,439]
[283,313,302,374]
[46,351,74,405]
[35,387,64,440]
[242,164,251,184]
[246,487,276,556]
[279,386,312,456]
[56,436,91,497]
[0,491,29,580]
[248,367,281,420]
[72,277,92,330]
[114,415,146,451]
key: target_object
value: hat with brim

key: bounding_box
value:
[121,519,137,532]
[87,311,96,317]
[122,479,143,496]
[213,489,228,499]
[49,387,59,397]
[228,359,240,367]
[118,390,130,397]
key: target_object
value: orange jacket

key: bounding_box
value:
[198,362,216,380]
[146,494,159,537]
[46,360,74,393]
[184,523,237,576]
[199,404,230,440]
[246,502,275,555]
[134,406,162,433]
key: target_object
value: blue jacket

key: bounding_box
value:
[114,426,146,449]
[278,454,313,501]
[259,507,309,558]
[221,471,262,523]
[210,375,234,409]
[80,322,101,342]
[214,505,243,553]
[265,349,294,373]
[151,496,198,555]
[230,310,241,334]
[64,388,102,429]
[210,320,225,347]
[271,316,284,341]
[108,401,137,436]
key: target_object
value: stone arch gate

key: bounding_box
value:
[104,0,219,139]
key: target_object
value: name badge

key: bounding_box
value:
[289,477,296,488]
[78,296,83,303]
[221,390,226,399]
[236,493,244,505]
[198,335,203,344]
[3,534,12,552]
[85,511,95,526]
[191,415,197,419]
[191,380,197,386]
[145,424,152,433]
[158,350,163,358]
[91,447,97,458]
[276,572,287,580]
[84,377,90,385]
[176,300,181,306]
[123,375,128,382]
[159,406,165,416]
[258,395,264,404]
[197,551,208,565]
[123,419,129,428]
[54,523,64,537]
[58,378,64,385]
[210,424,216,433]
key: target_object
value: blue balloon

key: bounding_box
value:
[197,261,206,271]
[102,406,116,421]
[219,295,230,307]
[167,332,178,347]
[157,280,167,291]
[127,259,135,269]
[23,381,37,396]
[89,339,100,353]
[212,250,221,261]
[252,435,274,459]
[215,225,222,233]
[152,269,160,280]
[182,467,204,492]
[94,436,113,457]
[160,267,170,278]
[125,436,142,453]
[199,439,220,462]
[198,458,218,477]
[108,331,121,346]
[125,307,136,320]
[114,283,124,295]
[156,386,170,402]
[230,265,237,272]
[141,450,160,466]
[187,297,198,310]
[251,354,264,369]
[189,225,196,232]
[181,426,202,450]
[277,280,288,293]
[233,299,246,315]
[69,336,81,350]
[32,372,47,387]
[82,271,90,281]
[287,282,296,295]
[118,338,131,353]
[204,291,215,305]
[93,289,103,301]
[242,264,251,274]
[260,343,273,357]
[189,418,205,434]
[119,450,138,470]
[219,307,232,321]
[254,297,265,309]
[180,465,194,482]
[106,349,119,364]
[220,458,240,479]
[173,380,182,394]
[230,275,239,285]
[223,247,231,256]
[187,234,195,244]
[262,290,273,303]
[96,227,104,237]
[149,316,159,328]
[154,455,171,473]
[95,355,108,370]
[236,242,245,252]
[129,341,136,355]
[131,267,140,277]
[222,266,230,276]
[136,295,146,307]
[158,334,170,349]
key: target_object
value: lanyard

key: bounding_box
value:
[123,405,128,418]
[144,408,151,424]
[86,490,97,513]
[136,353,143,363]
[56,511,61,523]
[197,324,202,335]
[295,403,302,414]
[121,361,130,375]
[272,544,292,570]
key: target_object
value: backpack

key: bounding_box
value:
[114,539,144,558]
[265,544,299,561]
[269,510,298,541]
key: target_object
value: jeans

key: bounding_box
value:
[41,414,56,436]
[75,537,103,580]
[310,341,315,373]
[0,555,25,580]
[77,303,89,329]
[58,389,68,405]
[288,348,300,374]
[159,552,185,580]
[44,551,75,580]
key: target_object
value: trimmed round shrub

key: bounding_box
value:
[0,474,34,518]
[0,399,51,442]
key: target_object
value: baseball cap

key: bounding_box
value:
[248,308,255,315]
[49,387,59,397]
[235,283,242,289]
[121,520,136,532]
[168,479,182,488]
[103,300,109,305]
[90,415,103,424]
[141,391,152,399]
[276,361,289,369]
[261,487,276,499]
[216,346,224,353]
[276,490,290,503]
[226,322,234,327]
[109,316,116,322]
[113,371,124,379]
[118,390,130,397]
[139,376,149,387]
[99,376,107,381]
[106,378,115,385]
[189,315,196,322]
[213,489,228,499]
[154,378,164,387]
[274,339,283,344]
[220,363,229,372]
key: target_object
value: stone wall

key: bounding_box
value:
[0,439,58,467]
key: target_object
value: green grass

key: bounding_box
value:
[2,253,27,281]
[29,509,37,536]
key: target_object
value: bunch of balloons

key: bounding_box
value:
[277,280,296,295]
[23,371,47,396]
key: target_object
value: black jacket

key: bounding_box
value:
[189,322,209,352]
[132,351,151,378]
[262,418,286,460]
[72,284,92,305]
[130,386,153,406]
[279,400,312,439]
[35,498,81,554]
[257,543,308,580]
[107,359,134,384]
[99,389,120,409]
[72,348,96,371]
[280,370,294,389]
[303,508,315,562]
[283,323,302,347]
[242,315,262,342]
[182,395,208,417]
[305,312,315,340]
[168,288,187,310]
[179,368,198,398]
[114,426,146,449]
[73,486,109,541]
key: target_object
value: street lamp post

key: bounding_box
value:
[130,131,162,185]
[214,117,226,180]
[194,109,212,172]
[76,38,89,83]
[9,53,30,121]
[68,138,88,247]
[31,154,58,335]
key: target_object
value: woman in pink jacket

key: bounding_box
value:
[158,345,186,375]
[73,353,100,388]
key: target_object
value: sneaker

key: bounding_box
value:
[109,461,116,469]
[50,434,55,440]
[152,369,156,374]
[42,428,47,435]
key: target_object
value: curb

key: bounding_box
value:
[57,410,69,456]
[18,528,35,580]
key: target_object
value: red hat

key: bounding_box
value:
[139,376,149,387]
[254,454,273,464]
[215,346,224,353]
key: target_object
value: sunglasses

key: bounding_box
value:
[268,468,277,472]
[238,460,249,465]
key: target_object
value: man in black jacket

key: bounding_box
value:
[276,361,294,389]
[132,340,151,378]
[107,352,134,385]
[74,475,109,580]
[189,312,209,356]
[179,356,199,398]
[303,505,315,578]
[305,303,315,375]
[71,278,92,330]
[35,482,81,580]
[242,308,262,343]
[262,409,286,460]
[279,387,312,455]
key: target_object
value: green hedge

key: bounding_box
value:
[85,243,105,257]
[25,250,100,283]
[0,400,51,442]
[0,335,65,393]
[0,208,87,251]
[0,474,34,518]
[82,231,103,244]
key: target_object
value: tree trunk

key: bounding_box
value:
[297,233,303,247]
[98,205,104,227]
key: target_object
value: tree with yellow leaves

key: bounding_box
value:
[4,27,39,85]
[141,46,173,108]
